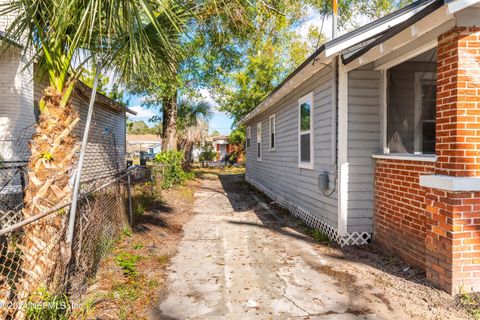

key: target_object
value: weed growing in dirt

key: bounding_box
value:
[122,228,132,238]
[311,229,330,244]
[112,282,140,301]
[72,295,102,319]
[460,291,480,319]
[25,287,71,320]
[133,244,143,250]
[115,252,141,277]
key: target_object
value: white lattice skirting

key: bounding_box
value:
[245,176,372,246]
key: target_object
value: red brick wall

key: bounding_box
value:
[424,26,480,293]
[373,26,480,294]
[436,27,480,177]
[374,159,435,269]
[425,190,480,293]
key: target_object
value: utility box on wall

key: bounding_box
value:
[318,172,329,191]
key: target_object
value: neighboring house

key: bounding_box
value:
[241,0,480,293]
[0,34,135,213]
[126,134,162,158]
[212,135,232,160]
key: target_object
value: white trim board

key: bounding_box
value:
[337,60,349,236]
[372,153,437,162]
[420,175,480,191]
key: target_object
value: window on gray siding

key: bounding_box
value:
[256,122,262,161]
[269,114,275,150]
[298,93,313,168]
[246,126,251,149]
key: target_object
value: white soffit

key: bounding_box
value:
[324,1,434,58]
[344,6,453,72]
[445,0,480,13]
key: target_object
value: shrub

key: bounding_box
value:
[155,151,193,188]
[199,143,216,162]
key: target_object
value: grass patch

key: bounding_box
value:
[311,229,330,244]
[25,288,71,320]
[459,291,480,319]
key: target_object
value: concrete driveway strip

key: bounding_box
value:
[158,174,411,320]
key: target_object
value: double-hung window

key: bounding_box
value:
[269,114,276,150]
[298,93,314,169]
[256,123,262,161]
[246,126,251,149]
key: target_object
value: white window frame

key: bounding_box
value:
[269,114,276,151]
[256,122,262,161]
[414,72,436,154]
[298,92,314,169]
[246,126,251,149]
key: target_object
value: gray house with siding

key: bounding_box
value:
[240,0,480,267]
[0,37,135,214]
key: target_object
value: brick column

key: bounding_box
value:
[425,27,480,293]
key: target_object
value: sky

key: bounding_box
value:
[124,9,351,136]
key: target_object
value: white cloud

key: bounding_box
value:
[128,105,157,122]
[199,88,227,115]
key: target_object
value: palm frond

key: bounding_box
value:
[177,97,213,131]
[0,0,192,89]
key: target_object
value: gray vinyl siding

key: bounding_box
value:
[245,65,338,229]
[347,65,381,233]
[34,79,127,181]
[0,47,35,161]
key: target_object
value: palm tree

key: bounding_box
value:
[177,98,212,167]
[0,0,189,310]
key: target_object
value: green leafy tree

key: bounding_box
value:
[127,120,151,135]
[0,0,189,306]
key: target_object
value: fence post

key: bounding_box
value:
[66,62,101,251]
[127,171,133,225]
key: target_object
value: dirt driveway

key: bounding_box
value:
[157,173,469,320]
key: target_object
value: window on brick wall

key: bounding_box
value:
[386,48,437,154]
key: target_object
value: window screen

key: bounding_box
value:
[246,127,251,149]
[300,134,310,162]
[256,123,261,160]
[269,115,275,149]
[386,48,437,154]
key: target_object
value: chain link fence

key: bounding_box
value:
[0,123,148,319]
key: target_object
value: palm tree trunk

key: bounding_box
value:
[13,81,79,316]
[162,92,178,151]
